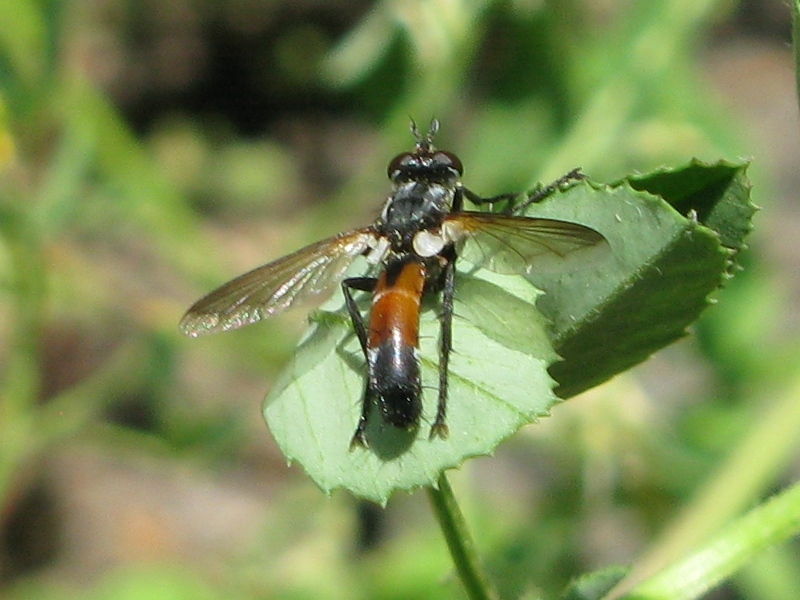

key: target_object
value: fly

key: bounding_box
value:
[180,120,607,449]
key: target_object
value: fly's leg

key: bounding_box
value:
[342,277,377,449]
[350,387,378,450]
[461,168,585,215]
[513,168,586,215]
[430,254,456,440]
[460,188,519,213]
[342,277,374,355]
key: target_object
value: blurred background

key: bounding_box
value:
[1,0,798,598]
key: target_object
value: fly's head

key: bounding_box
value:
[387,119,464,188]
[377,120,463,252]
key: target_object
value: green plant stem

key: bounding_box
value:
[606,372,800,598]
[617,479,800,600]
[0,208,45,508]
[427,472,496,600]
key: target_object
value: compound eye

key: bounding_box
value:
[433,151,463,175]
[387,152,414,179]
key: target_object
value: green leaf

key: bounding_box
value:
[519,160,753,398]
[624,159,755,259]
[263,160,754,502]
[264,270,559,504]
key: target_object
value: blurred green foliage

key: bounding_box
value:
[0,0,797,599]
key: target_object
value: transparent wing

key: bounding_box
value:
[444,213,608,275]
[180,228,377,336]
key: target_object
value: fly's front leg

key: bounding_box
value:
[342,277,377,449]
[513,168,586,215]
[430,255,456,440]
[461,188,519,213]
[461,168,586,216]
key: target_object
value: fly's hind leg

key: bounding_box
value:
[430,255,456,440]
[342,277,377,449]
[350,388,378,451]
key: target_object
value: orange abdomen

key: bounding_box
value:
[368,260,426,351]
[367,260,427,429]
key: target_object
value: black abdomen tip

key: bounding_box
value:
[379,387,422,429]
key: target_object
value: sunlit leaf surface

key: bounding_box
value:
[265,271,558,504]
